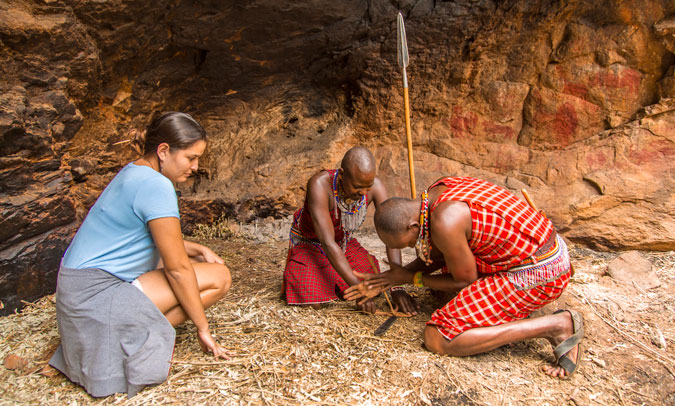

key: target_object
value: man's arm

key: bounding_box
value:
[344,257,445,301]
[306,173,360,286]
[419,201,477,293]
[345,201,476,302]
[370,177,403,267]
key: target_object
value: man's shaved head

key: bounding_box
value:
[341,147,376,177]
[374,197,415,236]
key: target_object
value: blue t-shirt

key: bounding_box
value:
[62,163,180,281]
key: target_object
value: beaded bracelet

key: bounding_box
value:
[413,271,424,288]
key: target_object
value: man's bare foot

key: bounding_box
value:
[541,310,583,378]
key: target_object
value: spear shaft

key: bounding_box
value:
[398,12,416,199]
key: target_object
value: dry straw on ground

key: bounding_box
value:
[1,223,674,405]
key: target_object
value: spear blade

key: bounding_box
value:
[397,12,409,70]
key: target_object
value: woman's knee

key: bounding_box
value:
[194,263,231,299]
[213,264,231,296]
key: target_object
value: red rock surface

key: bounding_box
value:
[1,0,673,313]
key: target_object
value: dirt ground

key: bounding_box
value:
[1,217,674,405]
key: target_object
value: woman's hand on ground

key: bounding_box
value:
[197,330,233,359]
[200,246,225,264]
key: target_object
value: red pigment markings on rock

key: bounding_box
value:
[585,150,608,169]
[450,106,478,137]
[628,140,675,166]
[590,67,641,93]
[563,82,589,100]
[553,102,579,147]
[482,120,516,141]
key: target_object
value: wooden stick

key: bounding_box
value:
[383,291,396,314]
[366,254,396,314]
[398,13,416,199]
[367,254,412,317]
[521,189,538,211]
[403,86,416,198]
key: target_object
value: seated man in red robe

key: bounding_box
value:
[346,176,583,378]
[282,147,417,314]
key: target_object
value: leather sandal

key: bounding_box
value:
[553,309,584,378]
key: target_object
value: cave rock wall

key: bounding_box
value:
[1,0,674,313]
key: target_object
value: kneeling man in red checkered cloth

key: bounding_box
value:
[282,147,417,314]
[345,176,584,378]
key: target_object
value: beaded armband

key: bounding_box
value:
[413,271,424,288]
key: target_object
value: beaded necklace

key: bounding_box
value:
[415,190,433,265]
[333,170,367,251]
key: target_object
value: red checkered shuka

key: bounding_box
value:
[429,177,553,274]
[428,236,571,340]
[283,238,380,304]
[283,169,378,304]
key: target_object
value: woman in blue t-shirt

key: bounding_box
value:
[50,112,231,397]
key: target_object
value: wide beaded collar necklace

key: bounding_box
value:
[332,171,367,251]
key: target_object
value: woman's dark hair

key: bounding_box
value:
[143,111,207,155]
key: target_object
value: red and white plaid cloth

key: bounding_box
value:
[283,238,380,305]
[283,169,379,304]
[429,235,571,340]
[430,177,553,274]
[426,177,568,340]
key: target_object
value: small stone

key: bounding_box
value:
[651,329,667,350]
[607,251,660,290]
[62,171,73,183]
[591,357,606,368]
[4,354,28,370]
[71,166,87,182]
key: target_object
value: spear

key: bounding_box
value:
[397,11,416,199]
[371,12,417,337]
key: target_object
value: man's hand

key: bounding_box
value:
[358,297,377,314]
[391,290,419,316]
[356,263,413,290]
[344,274,384,302]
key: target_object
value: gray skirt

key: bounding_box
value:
[49,266,175,397]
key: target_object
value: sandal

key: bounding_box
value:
[552,309,584,378]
